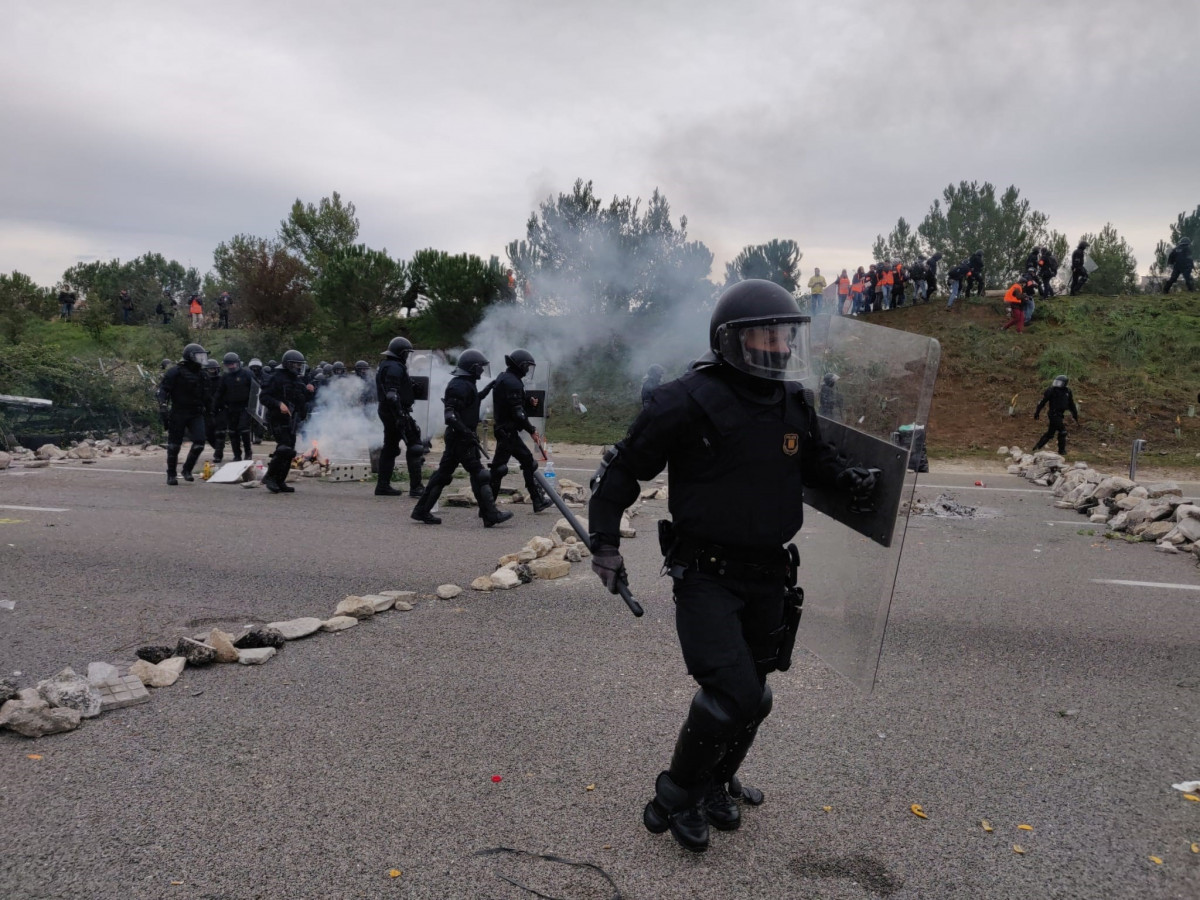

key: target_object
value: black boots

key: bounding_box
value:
[701,782,741,832]
[411,477,445,524]
[525,473,553,513]
[643,771,710,852]
[262,452,293,494]
[180,445,203,482]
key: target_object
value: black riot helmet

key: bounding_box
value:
[322,363,333,376]
[160,358,172,370]
[1077,240,1089,249]
[223,352,240,371]
[1181,237,1192,247]
[281,349,305,375]
[204,358,220,376]
[182,343,208,366]
[248,357,262,371]
[354,360,370,377]
[1052,374,1069,389]
[504,348,536,378]
[822,372,839,387]
[332,361,346,375]
[708,279,810,382]
[383,336,413,361]
[453,348,489,380]
[646,364,665,381]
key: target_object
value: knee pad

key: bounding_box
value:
[274,446,297,463]
[470,468,491,494]
[755,684,774,724]
[490,463,510,481]
[166,443,182,454]
[406,445,426,464]
[685,688,740,743]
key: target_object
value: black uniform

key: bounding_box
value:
[641,377,661,408]
[924,252,941,298]
[1070,246,1090,296]
[488,369,548,508]
[215,368,255,461]
[204,368,225,462]
[157,361,210,478]
[216,294,231,328]
[259,367,310,483]
[963,252,985,298]
[818,380,843,419]
[1163,242,1196,293]
[589,362,847,840]
[412,371,509,525]
[376,358,427,494]
[1033,383,1080,454]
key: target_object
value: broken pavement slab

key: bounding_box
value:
[334,596,376,619]
[358,594,396,613]
[321,616,359,632]
[266,617,325,640]
[237,647,277,665]
[128,657,186,688]
[94,675,151,711]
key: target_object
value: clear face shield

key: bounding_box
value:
[716,316,811,382]
[522,363,536,385]
[193,351,208,366]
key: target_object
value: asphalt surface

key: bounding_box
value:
[1,450,1198,899]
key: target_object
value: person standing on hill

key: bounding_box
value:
[1163,237,1195,293]
[834,269,851,314]
[807,269,827,315]
[1033,375,1080,455]
[119,289,135,324]
[1069,241,1090,295]
[963,250,985,299]
[189,294,204,328]
[1000,279,1028,333]
[924,252,941,301]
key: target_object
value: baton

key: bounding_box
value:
[532,470,643,618]
[530,430,549,461]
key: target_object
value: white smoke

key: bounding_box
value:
[297,375,380,461]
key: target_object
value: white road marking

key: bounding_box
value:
[1046,521,1097,526]
[47,466,162,476]
[0,504,69,513]
[1091,579,1200,592]
[914,483,1050,494]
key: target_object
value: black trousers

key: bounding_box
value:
[166,411,206,475]
[1033,415,1069,453]
[1069,269,1089,295]
[414,432,501,520]
[206,414,225,459]
[1163,268,1196,292]
[1038,273,1055,298]
[490,427,542,497]
[223,406,253,459]
[378,409,425,487]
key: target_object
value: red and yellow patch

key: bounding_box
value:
[783,433,799,456]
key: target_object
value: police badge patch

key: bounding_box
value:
[783,433,799,455]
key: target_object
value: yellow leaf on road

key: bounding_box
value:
[26,754,42,760]
[388,869,402,878]
[1184,794,1200,802]
[981,820,993,833]
[170,881,183,886]
[1190,843,1198,854]
[1017,824,1033,831]
[910,804,928,819]
[1149,856,1163,865]
[822,806,832,812]
[1013,845,1025,855]
[586,784,595,791]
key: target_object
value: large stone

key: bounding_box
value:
[237,647,277,665]
[526,536,555,558]
[86,662,120,685]
[1,706,81,737]
[1128,485,1149,499]
[490,567,521,590]
[176,637,219,666]
[1164,518,1200,543]
[234,625,287,649]
[266,617,324,640]
[436,584,463,599]
[135,645,176,665]
[1007,465,1023,475]
[129,657,186,688]
[470,576,494,592]
[393,600,413,612]
[529,558,571,580]
[73,444,94,460]
[35,443,67,460]
[557,478,588,503]
[1092,476,1137,501]
[0,451,12,470]
[516,548,538,563]
[444,491,477,507]
[208,629,240,663]
[333,596,376,619]
[1174,504,1200,522]
[1146,481,1182,499]
[37,668,102,718]
[554,517,587,542]
[498,552,521,566]
[1139,521,1175,542]
[1125,501,1173,528]
[1107,511,1129,532]
[1115,495,1143,511]
[0,677,17,704]
[321,615,359,632]
[1089,512,1110,524]
[379,590,416,602]
[565,546,584,563]
[22,460,50,468]
[619,515,636,539]
[94,674,150,711]
[360,594,396,613]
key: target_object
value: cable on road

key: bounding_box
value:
[472,846,623,900]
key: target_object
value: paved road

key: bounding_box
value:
[1,453,1198,899]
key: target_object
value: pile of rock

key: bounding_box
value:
[0,589,418,740]
[1000,446,1199,560]
[2,440,166,468]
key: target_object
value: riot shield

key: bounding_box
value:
[796,314,940,691]
[247,379,267,428]
[406,349,434,442]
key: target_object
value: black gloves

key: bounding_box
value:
[837,466,877,496]
[591,543,627,595]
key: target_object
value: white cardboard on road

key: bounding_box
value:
[207,460,256,484]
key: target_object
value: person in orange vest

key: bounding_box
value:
[878,264,894,309]
[850,267,866,315]
[1000,279,1028,333]
[807,268,827,314]
[188,294,204,329]
[834,269,851,314]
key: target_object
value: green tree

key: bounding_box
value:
[212,235,315,329]
[872,217,923,265]
[916,182,1052,288]
[62,254,199,324]
[506,179,714,316]
[0,272,53,343]
[723,239,802,292]
[1152,204,1200,275]
[1079,223,1138,295]
[407,249,512,343]
[278,191,360,277]
[314,244,409,330]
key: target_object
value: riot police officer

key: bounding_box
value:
[641,364,665,408]
[1032,374,1080,455]
[1070,240,1090,295]
[1163,236,1195,293]
[963,250,985,299]
[488,349,552,513]
[259,349,313,493]
[818,372,843,419]
[157,343,212,485]
[411,349,513,527]
[215,352,255,461]
[203,358,226,463]
[375,337,429,498]
[588,279,876,852]
[332,361,347,378]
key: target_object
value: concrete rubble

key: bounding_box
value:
[321,615,359,632]
[266,617,325,640]
[37,668,102,718]
[436,584,463,599]
[334,596,376,619]
[129,657,186,688]
[1000,445,1198,562]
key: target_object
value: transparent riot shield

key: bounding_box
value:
[523,358,550,443]
[407,349,434,443]
[796,314,941,691]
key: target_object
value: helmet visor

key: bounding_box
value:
[716,316,810,382]
[192,351,208,366]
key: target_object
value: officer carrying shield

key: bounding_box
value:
[157,343,212,486]
[259,349,313,493]
[588,279,878,853]
[488,349,552,513]
[411,349,513,527]
[375,337,429,498]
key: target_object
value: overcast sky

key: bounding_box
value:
[2,0,1197,287]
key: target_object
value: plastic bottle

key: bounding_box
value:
[255,459,266,481]
[543,459,557,489]
[202,461,213,481]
